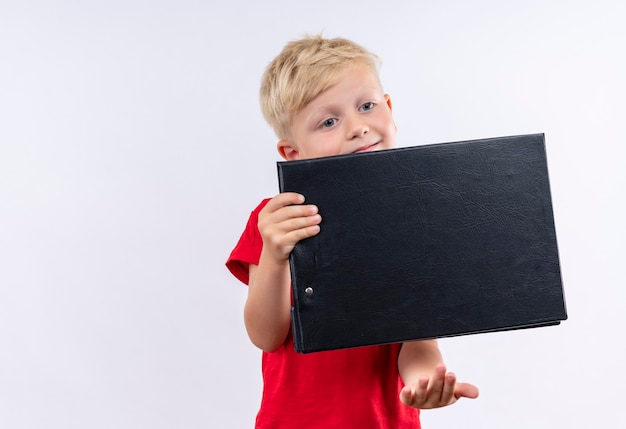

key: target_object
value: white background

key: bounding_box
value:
[1,1,624,428]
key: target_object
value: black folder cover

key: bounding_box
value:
[277,134,567,353]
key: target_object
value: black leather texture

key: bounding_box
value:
[277,134,567,354]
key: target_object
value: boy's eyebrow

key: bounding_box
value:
[308,104,338,115]
[312,88,383,110]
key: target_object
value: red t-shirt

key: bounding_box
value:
[226,199,420,429]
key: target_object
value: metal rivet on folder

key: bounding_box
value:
[304,287,313,297]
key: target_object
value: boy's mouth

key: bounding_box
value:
[352,142,379,153]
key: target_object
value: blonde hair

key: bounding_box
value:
[260,35,381,140]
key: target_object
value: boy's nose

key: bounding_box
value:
[347,118,369,139]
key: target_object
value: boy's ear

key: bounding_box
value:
[277,140,300,161]
[385,94,393,112]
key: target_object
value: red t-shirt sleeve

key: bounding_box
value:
[225,199,270,285]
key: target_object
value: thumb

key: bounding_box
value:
[454,382,480,399]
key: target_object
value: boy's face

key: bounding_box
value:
[277,66,397,161]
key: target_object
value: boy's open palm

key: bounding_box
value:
[258,193,322,261]
[399,364,479,409]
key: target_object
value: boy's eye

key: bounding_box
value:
[322,118,337,128]
[360,102,374,111]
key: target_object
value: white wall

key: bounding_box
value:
[1,1,624,428]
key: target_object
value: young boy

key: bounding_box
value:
[226,35,478,428]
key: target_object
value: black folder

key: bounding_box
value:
[277,133,567,353]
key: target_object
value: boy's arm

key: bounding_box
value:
[245,257,291,352]
[244,193,321,352]
[398,340,479,409]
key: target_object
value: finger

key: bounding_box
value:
[428,364,447,404]
[260,203,319,236]
[454,382,480,400]
[265,192,305,211]
[440,372,457,405]
[283,204,319,221]
[257,209,320,259]
[399,386,414,406]
[282,210,321,228]
[410,377,429,408]
[282,221,321,243]
[264,204,319,228]
[264,193,318,221]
